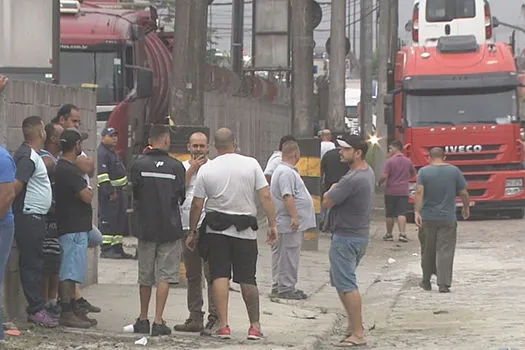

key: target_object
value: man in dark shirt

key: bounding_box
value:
[54,129,95,329]
[130,125,186,336]
[320,146,349,231]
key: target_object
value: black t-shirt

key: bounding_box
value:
[55,159,92,235]
[321,148,350,193]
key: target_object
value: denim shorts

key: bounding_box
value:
[59,232,88,284]
[88,225,103,247]
[329,234,369,293]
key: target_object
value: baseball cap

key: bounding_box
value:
[60,128,85,148]
[102,127,118,137]
[335,134,369,155]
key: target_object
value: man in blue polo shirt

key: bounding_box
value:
[13,116,56,327]
[0,139,16,342]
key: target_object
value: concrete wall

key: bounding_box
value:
[203,91,292,165]
[0,80,97,321]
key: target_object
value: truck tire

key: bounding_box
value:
[509,209,525,219]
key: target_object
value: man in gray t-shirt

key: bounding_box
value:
[270,141,316,300]
[323,135,374,347]
[415,147,470,293]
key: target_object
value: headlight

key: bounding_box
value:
[506,179,523,188]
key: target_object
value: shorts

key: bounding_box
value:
[385,195,409,218]
[207,233,258,285]
[88,226,103,247]
[329,234,368,293]
[59,232,89,284]
[42,238,62,276]
[138,240,181,286]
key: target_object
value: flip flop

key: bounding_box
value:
[333,338,367,347]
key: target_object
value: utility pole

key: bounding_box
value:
[360,0,374,137]
[172,0,208,125]
[375,0,390,177]
[231,0,244,76]
[353,0,357,56]
[291,0,314,137]
[328,0,346,132]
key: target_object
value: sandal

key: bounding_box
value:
[382,233,394,241]
[399,234,409,243]
[333,336,367,348]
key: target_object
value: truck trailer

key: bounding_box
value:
[385,35,525,219]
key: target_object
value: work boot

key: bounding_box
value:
[174,317,204,332]
[73,306,97,327]
[114,244,136,260]
[59,311,91,329]
[74,297,101,313]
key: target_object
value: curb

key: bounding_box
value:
[298,313,345,350]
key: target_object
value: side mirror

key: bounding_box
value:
[136,68,153,99]
[405,20,413,32]
[384,93,394,106]
[492,16,499,28]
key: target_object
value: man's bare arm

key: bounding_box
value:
[284,194,298,219]
[0,182,15,220]
[378,173,387,186]
[189,197,205,234]
[257,186,276,228]
[458,188,470,207]
[414,184,424,214]
[77,156,95,178]
[323,190,336,209]
[78,187,93,204]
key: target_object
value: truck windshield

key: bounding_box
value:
[426,0,475,22]
[60,50,122,105]
[406,88,518,126]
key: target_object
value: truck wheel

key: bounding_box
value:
[509,209,525,219]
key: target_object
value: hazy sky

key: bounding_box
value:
[209,0,525,56]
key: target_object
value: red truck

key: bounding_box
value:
[385,35,525,219]
[60,0,169,160]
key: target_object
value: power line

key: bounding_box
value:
[314,2,380,32]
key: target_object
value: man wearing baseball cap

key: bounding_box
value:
[322,135,375,347]
[97,127,132,259]
[54,128,96,328]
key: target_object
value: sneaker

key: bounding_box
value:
[215,325,231,339]
[44,302,61,320]
[419,281,432,291]
[59,311,91,329]
[174,318,203,332]
[151,321,172,336]
[439,285,451,293]
[200,317,219,336]
[399,234,409,243]
[382,233,394,241]
[75,297,101,313]
[247,326,263,340]
[133,318,151,334]
[28,309,58,327]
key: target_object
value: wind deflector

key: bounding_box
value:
[437,35,479,53]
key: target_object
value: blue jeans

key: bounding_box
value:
[88,225,103,247]
[329,234,368,293]
[0,221,15,340]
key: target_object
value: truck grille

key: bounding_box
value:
[468,189,486,197]
[445,153,497,161]
[463,174,491,182]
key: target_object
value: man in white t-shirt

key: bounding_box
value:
[174,131,218,336]
[319,129,336,159]
[263,135,296,184]
[186,128,278,341]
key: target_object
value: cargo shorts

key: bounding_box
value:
[137,239,182,286]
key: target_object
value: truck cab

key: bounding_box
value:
[411,0,494,47]
[386,35,525,219]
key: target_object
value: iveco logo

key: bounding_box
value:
[444,145,483,153]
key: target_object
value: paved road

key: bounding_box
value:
[318,216,525,350]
